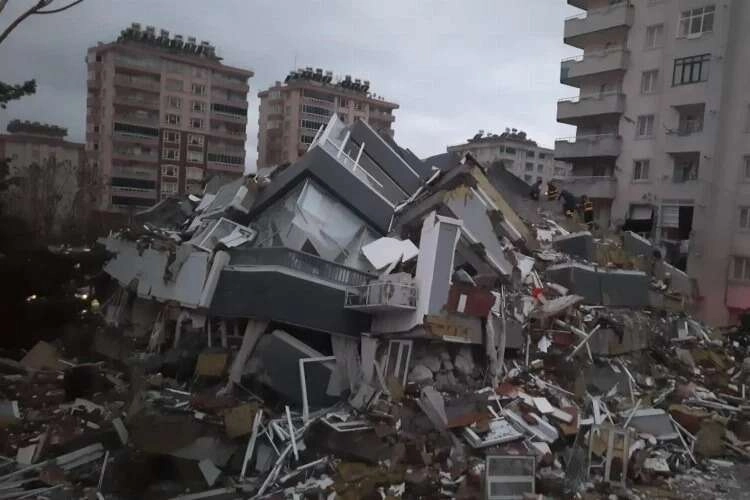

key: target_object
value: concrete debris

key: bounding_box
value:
[5,140,749,499]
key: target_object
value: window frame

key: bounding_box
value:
[641,70,659,94]
[190,117,204,130]
[191,100,206,113]
[161,165,179,177]
[162,147,180,161]
[633,159,651,182]
[191,83,207,96]
[678,6,715,38]
[165,113,181,126]
[739,207,750,230]
[645,23,664,49]
[164,130,180,144]
[636,114,656,138]
[732,256,750,281]
[167,95,182,109]
[672,54,711,86]
[742,156,750,182]
[187,134,204,147]
[187,150,204,164]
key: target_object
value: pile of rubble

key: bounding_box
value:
[1,116,748,499]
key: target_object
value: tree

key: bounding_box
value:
[0,1,86,107]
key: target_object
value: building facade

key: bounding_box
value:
[555,0,750,324]
[256,68,398,168]
[86,23,253,212]
[0,120,86,237]
[446,130,570,187]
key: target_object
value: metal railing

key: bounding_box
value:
[229,247,375,287]
[558,91,622,103]
[345,281,417,309]
[556,133,620,143]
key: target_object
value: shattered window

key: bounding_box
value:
[252,180,380,270]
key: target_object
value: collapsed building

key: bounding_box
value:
[34,114,746,498]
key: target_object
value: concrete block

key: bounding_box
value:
[545,263,601,305]
[599,269,649,307]
[551,231,594,261]
[622,231,653,258]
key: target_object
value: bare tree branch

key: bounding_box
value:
[0,1,46,47]
[0,0,84,46]
[34,0,84,15]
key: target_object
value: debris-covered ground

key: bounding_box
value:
[1,119,748,499]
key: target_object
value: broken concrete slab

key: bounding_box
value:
[21,341,64,371]
[551,231,594,261]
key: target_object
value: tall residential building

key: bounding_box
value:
[447,129,571,187]
[256,68,398,168]
[555,0,750,324]
[0,120,85,236]
[86,23,253,212]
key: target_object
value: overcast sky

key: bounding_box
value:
[0,0,580,167]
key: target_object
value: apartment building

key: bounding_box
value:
[86,23,253,212]
[256,68,398,168]
[446,129,571,187]
[555,0,750,324]
[0,120,86,236]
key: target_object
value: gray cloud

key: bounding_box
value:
[0,0,579,166]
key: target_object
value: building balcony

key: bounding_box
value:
[568,0,586,9]
[564,2,634,49]
[555,133,621,160]
[560,49,628,87]
[664,128,706,154]
[114,74,161,92]
[229,247,375,288]
[206,162,244,174]
[112,151,159,163]
[210,111,247,123]
[557,92,625,125]
[114,113,159,127]
[344,280,417,313]
[552,175,617,200]
[113,132,159,145]
[110,186,157,199]
[212,75,249,92]
[114,94,160,110]
[209,127,246,141]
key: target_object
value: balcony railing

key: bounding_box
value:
[560,48,628,86]
[557,92,625,123]
[212,75,249,91]
[552,175,617,199]
[114,95,160,109]
[555,133,622,159]
[229,247,375,288]
[113,150,159,162]
[114,74,160,91]
[564,2,634,48]
[344,280,417,312]
[114,113,159,126]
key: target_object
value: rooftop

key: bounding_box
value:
[457,128,540,147]
[260,67,398,107]
[6,119,67,138]
[116,22,220,61]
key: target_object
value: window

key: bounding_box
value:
[187,150,204,163]
[673,54,710,86]
[525,162,533,171]
[554,167,565,176]
[167,95,182,109]
[678,106,705,134]
[164,130,180,144]
[191,100,206,113]
[746,105,750,133]
[162,147,179,160]
[733,257,750,281]
[302,104,332,117]
[636,115,655,138]
[191,83,206,96]
[526,150,535,158]
[740,207,750,230]
[161,165,178,177]
[523,174,532,183]
[539,153,546,159]
[161,180,178,194]
[641,70,658,93]
[165,78,183,91]
[192,67,206,79]
[633,160,650,181]
[673,155,699,182]
[300,119,326,130]
[165,113,180,126]
[340,98,349,107]
[537,165,544,173]
[353,102,363,111]
[645,24,664,49]
[536,176,543,182]
[190,118,203,129]
[679,6,715,38]
[743,156,750,181]
[505,147,516,155]
[187,134,204,147]
[301,134,316,145]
